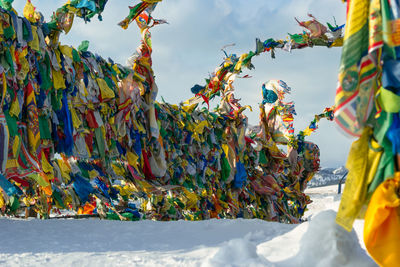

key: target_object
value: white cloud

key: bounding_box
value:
[215,0,233,16]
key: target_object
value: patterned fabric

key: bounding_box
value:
[0,2,333,222]
[25,82,40,156]
[0,113,9,173]
[334,0,382,137]
[263,80,296,144]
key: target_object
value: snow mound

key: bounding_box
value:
[280,210,376,267]
[205,238,271,267]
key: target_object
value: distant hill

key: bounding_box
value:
[308,166,348,188]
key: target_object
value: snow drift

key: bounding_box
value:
[0,185,377,267]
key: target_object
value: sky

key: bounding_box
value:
[13,0,353,167]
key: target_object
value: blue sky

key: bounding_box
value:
[13,0,352,167]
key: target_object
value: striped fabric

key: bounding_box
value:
[334,0,382,137]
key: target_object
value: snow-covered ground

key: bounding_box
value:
[0,185,376,267]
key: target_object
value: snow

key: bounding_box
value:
[0,185,377,267]
[277,211,374,267]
